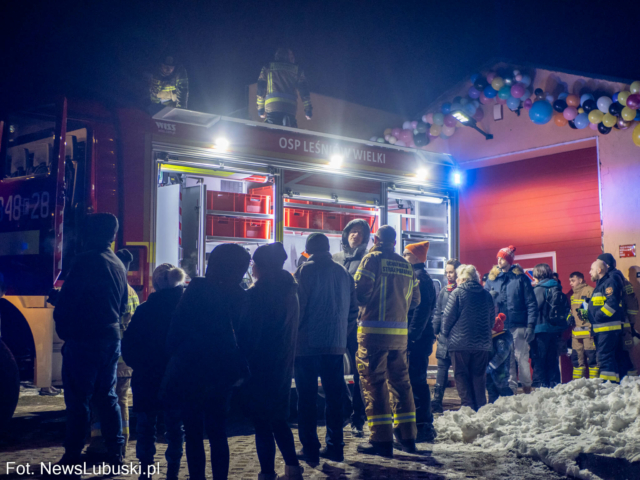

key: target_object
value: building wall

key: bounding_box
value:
[459,147,602,286]
[426,66,640,276]
[247,83,405,141]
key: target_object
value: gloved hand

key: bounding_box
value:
[258,108,266,119]
[524,327,535,344]
[577,308,588,321]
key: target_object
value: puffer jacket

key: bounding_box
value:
[332,219,372,277]
[256,60,312,116]
[441,280,493,352]
[485,264,539,330]
[354,243,420,349]
[408,264,436,343]
[433,284,455,360]
[294,251,358,355]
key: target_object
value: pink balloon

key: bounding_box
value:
[523,98,533,109]
[410,120,418,129]
[408,140,416,148]
[511,83,525,99]
[496,97,507,105]
[563,107,578,120]
[472,108,484,121]
[486,72,496,83]
[391,128,402,138]
[479,93,494,105]
[422,113,434,124]
[589,122,598,131]
[401,129,413,142]
[444,114,457,128]
[626,94,640,110]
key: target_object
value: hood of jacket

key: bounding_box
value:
[340,219,371,260]
[536,278,559,289]
[488,264,524,281]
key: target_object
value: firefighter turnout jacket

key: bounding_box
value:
[569,282,596,379]
[256,62,312,116]
[354,244,421,349]
[588,270,624,382]
[149,65,189,109]
[614,270,639,351]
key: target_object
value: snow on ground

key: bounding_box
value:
[434,377,640,479]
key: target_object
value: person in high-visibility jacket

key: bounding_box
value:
[568,271,597,379]
[148,54,188,109]
[588,254,624,383]
[256,48,312,128]
[354,226,420,458]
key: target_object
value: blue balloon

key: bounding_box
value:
[558,92,568,100]
[612,92,619,103]
[441,102,452,114]
[470,73,480,83]
[483,85,498,98]
[464,103,477,116]
[528,100,554,125]
[580,93,594,106]
[635,110,640,121]
[574,112,589,129]
[507,96,521,111]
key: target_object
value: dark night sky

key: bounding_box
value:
[2,0,639,119]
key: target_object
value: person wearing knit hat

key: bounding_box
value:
[485,244,539,394]
[402,241,437,442]
[486,313,514,403]
[292,233,358,463]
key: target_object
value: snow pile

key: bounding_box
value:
[434,377,640,479]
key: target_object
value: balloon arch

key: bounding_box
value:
[371,69,640,149]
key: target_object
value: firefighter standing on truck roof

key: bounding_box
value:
[256,48,312,128]
[568,271,598,380]
[588,254,625,383]
[354,225,420,458]
[148,54,189,110]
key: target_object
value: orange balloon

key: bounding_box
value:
[566,94,580,107]
[554,113,568,127]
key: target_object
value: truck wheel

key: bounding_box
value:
[0,339,20,429]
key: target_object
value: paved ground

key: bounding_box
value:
[0,384,568,479]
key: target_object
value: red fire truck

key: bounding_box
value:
[0,98,459,389]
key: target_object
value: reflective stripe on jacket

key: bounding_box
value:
[354,244,420,349]
[588,270,624,332]
[149,65,189,108]
[257,62,311,115]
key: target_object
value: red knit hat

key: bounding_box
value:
[497,245,516,264]
[493,313,506,334]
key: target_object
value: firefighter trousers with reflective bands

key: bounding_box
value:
[356,346,416,443]
[593,324,621,383]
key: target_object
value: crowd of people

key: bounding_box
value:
[49,213,638,479]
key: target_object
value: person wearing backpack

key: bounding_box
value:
[531,264,569,388]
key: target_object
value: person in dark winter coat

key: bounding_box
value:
[293,234,357,463]
[531,263,569,389]
[121,264,186,479]
[53,213,127,467]
[403,241,437,442]
[235,243,304,480]
[431,258,461,413]
[163,244,251,480]
[442,264,494,411]
[484,245,539,394]
[332,218,371,437]
[486,314,514,403]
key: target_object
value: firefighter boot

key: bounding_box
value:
[588,366,600,379]
[572,366,586,380]
[357,441,394,458]
[393,427,417,453]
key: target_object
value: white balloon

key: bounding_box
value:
[388,136,397,144]
[597,96,613,113]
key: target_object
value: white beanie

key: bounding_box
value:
[152,263,186,291]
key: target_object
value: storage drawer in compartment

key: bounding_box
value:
[241,219,272,239]
[206,215,238,237]
[285,209,310,228]
[207,192,236,212]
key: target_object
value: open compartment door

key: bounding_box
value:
[182,184,206,278]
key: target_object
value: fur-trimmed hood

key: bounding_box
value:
[488,264,523,281]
